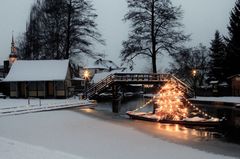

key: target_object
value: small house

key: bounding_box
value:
[3,60,72,98]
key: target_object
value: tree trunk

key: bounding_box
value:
[152,53,157,73]
[151,0,157,73]
[65,0,72,59]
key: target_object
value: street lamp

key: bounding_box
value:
[83,70,89,99]
[192,69,197,98]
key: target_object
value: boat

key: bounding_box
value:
[126,111,221,127]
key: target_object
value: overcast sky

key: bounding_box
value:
[0,0,236,71]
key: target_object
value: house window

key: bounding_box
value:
[10,82,17,91]
[38,82,44,91]
[56,81,65,90]
[28,82,37,91]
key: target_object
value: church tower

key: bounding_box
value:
[9,34,17,65]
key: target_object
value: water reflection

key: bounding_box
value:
[94,96,219,142]
[77,97,240,157]
[155,123,215,141]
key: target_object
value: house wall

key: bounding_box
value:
[10,82,18,97]
[8,66,72,99]
[231,76,240,96]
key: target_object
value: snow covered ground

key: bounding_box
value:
[0,137,84,159]
[0,98,84,109]
[191,96,240,103]
[0,108,237,159]
[0,98,94,116]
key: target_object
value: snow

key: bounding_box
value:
[0,98,82,109]
[91,70,118,83]
[0,109,236,159]
[3,60,69,82]
[191,96,240,104]
[85,60,119,70]
[0,137,84,159]
[72,77,84,81]
[183,117,219,122]
[0,98,94,116]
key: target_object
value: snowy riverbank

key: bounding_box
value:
[190,96,240,104]
[0,107,238,159]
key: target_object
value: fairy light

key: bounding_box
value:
[131,81,218,121]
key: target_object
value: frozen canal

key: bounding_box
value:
[0,98,240,159]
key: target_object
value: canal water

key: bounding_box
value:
[79,96,240,158]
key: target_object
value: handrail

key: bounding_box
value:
[86,73,194,98]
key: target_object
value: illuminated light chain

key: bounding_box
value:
[132,99,153,112]
[132,80,219,121]
[183,97,216,119]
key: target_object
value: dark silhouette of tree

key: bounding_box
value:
[225,0,240,76]
[121,0,189,73]
[64,0,104,59]
[18,0,104,60]
[208,30,226,82]
[18,0,43,60]
[169,44,209,87]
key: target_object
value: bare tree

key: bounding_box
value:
[121,0,189,73]
[64,0,105,59]
[18,0,104,60]
[169,44,210,87]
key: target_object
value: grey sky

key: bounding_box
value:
[0,0,236,71]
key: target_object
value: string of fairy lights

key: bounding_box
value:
[131,81,218,121]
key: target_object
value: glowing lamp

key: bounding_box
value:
[83,70,90,80]
[192,69,197,77]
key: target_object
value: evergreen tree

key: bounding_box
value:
[208,30,226,82]
[225,0,240,76]
[121,0,189,73]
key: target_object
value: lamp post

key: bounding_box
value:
[192,69,197,98]
[83,70,89,99]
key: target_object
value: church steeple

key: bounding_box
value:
[9,32,17,64]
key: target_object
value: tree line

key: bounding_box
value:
[167,0,240,86]
[17,0,240,87]
[18,0,104,61]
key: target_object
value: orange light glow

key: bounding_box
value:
[154,81,189,121]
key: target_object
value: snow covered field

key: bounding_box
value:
[0,107,237,159]
[0,137,84,159]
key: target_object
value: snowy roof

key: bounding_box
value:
[72,77,84,81]
[91,70,141,83]
[3,60,69,82]
[84,64,108,70]
[228,74,240,79]
[85,59,120,70]
[210,80,219,84]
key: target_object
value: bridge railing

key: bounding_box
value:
[87,73,194,98]
[113,73,171,82]
[87,74,114,98]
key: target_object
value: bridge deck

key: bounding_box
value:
[87,73,193,99]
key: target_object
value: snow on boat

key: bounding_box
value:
[126,111,221,127]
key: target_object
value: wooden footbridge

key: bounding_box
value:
[87,73,193,113]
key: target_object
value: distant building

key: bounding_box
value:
[3,60,72,98]
[9,34,18,65]
[0,34,18,95]
[0,34,18,78]
[80,59,124,79]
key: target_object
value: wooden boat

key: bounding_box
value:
[127,111,221,127]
